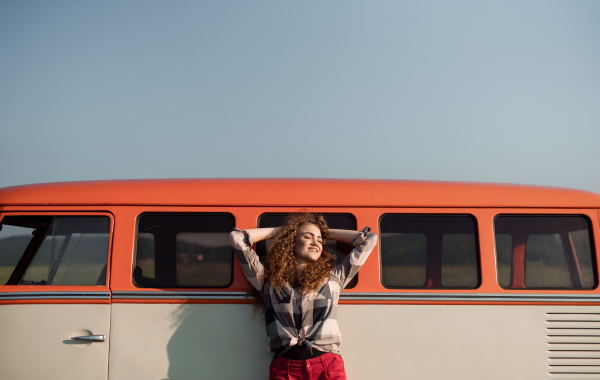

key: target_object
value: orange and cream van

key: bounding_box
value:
[1,179,599,380]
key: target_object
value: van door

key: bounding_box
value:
[107,210,361,379]
[0,214,113,380]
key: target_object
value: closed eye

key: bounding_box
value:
[303,233,322,243]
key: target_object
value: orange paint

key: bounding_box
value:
[0,179,598,208]
[1,179,600,305]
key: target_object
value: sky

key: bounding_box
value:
[1,1,599,193]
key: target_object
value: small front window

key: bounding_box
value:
[0,215,110,286]
[0,218,40,284]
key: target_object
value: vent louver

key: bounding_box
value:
[547,313,600,379]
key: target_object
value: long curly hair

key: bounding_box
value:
[250,213,336,309]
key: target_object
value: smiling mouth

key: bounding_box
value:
[309,248,319,253]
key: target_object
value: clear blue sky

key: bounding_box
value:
[1,1,599,193]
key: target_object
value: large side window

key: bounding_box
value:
[134,213,235,288]
[380,214,480,289]
[257,213,358,289]
[0,215,110,286]
[495,215,596,289]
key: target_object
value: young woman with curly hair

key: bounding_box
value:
[229,213,377,380]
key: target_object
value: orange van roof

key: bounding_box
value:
[0,179,598,208]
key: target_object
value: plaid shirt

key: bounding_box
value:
[229,228,377,357]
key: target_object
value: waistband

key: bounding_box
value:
[275,345,326,360]
[273,352,338,368]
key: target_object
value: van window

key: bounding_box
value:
[0,216,110,286]
[495,215,596,289]
[257,213,358,289]
[134,213,235,288]
[0,217,40,284]
[380,215,480,289]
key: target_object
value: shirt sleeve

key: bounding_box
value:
[229,228,264,291]
[330,227,378,289]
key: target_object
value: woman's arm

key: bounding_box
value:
[243,227,280,243]
[330,227,377,288]
[244,228,360,244]
[229,228,274,291]
[328,229,364,244]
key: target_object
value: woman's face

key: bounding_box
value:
[294,223,323,266]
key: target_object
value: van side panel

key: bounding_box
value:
[0,304,111,380]
[339,304,552,379]
[108,303,600,379]
[108,303,270,380]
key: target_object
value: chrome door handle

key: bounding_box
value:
[70,334,105,342]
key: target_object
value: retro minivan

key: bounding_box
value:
[1,179,599,380]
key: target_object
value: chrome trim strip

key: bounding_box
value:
[340,293,600,302]
[0,292,110,301]
[112,291,247,300]
[111,291,600,303]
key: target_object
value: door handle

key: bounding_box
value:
[70,334,105,342]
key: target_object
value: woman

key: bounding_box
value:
[229,213,377,380]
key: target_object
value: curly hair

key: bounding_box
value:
[249,213,336,310]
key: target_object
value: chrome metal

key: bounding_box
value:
[70,334,105,342]
[112,291,247,300]
[0,292,110,301]
[110,291,600,303]
[340,293,600,302]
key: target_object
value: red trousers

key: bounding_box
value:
[268,353,347,380]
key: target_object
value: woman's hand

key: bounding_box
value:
[243,227,281,243]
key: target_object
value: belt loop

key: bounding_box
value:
[319,355,329,379]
